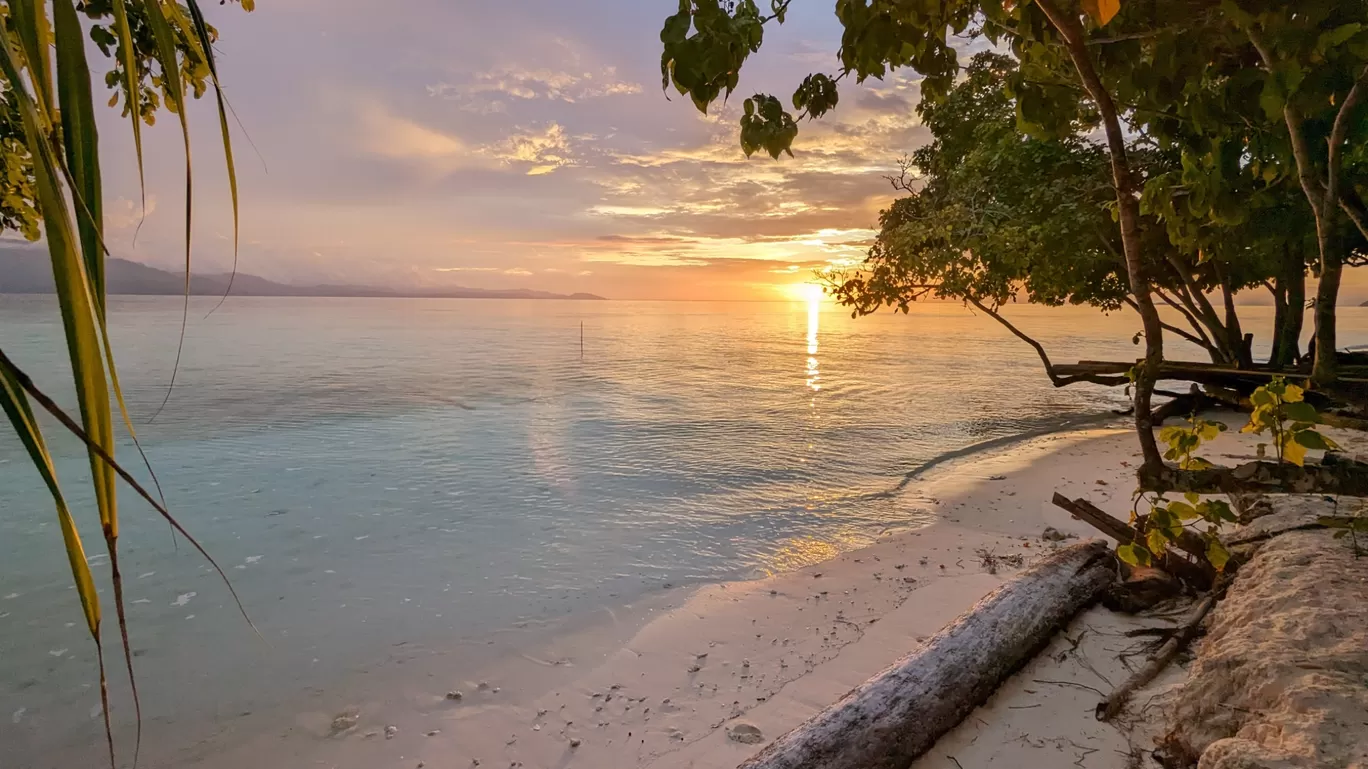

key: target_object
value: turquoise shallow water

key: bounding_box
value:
[1,295,1356,766]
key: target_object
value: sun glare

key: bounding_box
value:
[787,282,826,303]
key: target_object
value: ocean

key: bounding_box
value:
[0,295,1347,766]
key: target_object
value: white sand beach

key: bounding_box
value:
[162,423,1193,769]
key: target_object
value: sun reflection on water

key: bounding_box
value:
[806,296,821,393]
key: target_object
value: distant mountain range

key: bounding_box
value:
[0,245,605,301]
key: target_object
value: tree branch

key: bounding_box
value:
[1326,61,1368,235]
[967,296,1128,387]
[1126,294,1216,354]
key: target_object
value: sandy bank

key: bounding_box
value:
[156,424,1171,769]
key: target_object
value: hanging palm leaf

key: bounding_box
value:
[0,1,255,765]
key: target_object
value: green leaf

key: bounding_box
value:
[1166,501,1199,521]
[1282,436,1307,466]
[1292,429,1330,450]
[1146,527,1170,555]
[1206,537,1231,571]
[1282,401,1319,423]
[0,356,100,637]
[53,0,104,313]
[660,10,691,44]
[1117,543,1152,567]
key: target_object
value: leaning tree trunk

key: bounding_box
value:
[736,541,1115,769]
[1036,0,1164,470]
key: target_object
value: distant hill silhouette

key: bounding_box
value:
[0,244,605,300]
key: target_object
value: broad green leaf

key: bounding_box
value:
[1146,527,1169,555]
[1293,429,1334,451]
[1166,501,1199,521]
[1206,537,1231,571]
[1282,401,1318,423]
[1117,543,1152,567]
[1282,436,1307,466]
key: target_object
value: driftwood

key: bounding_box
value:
[735,541,1115,769]
[1052,360,1368,389]
[1051,494,1213,588]
[1096,590,1221,721]
[1138,455,1368,496]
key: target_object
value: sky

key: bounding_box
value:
[88,0,941,301]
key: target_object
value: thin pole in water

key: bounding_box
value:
[580,322,584,360]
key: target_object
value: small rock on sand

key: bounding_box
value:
[385,725,398,740]
[727,722,764,744]
[1041,526,1072,542]
[570,738,582,748]
[329,710,358,736]
[446,690,463,700]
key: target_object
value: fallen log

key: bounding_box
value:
[1138,456,1368,496]
[735,540,1115,769]
[1052,360,1368,391]
[1050,494,1213,588]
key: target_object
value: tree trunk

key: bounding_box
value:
[1269,279,1288,369]
[1035,0,1165,471]
[1313,253,1342,385]
[735,541,1115,769]
[1269,245,1306,369]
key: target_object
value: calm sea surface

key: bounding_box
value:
[3,296,1361,766]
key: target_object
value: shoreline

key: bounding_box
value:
[162,424,1147,769]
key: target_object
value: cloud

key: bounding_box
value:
[354,100,484,172]
[428,66,641,112]
[105,195,158,230]
[481,122,577,174]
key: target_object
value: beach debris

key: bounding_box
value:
[426,729,440,736]
[329,710,359,736]
[902,576,917,584]
[533,724,541,731]
[1105,566,1181,613]
[446,690,463,700]
[742,659,751,668]
[385,725,398,740]
[813,573,822,578]
[570,738,582,748]
[974,548,1026,575]
[688,664,702,673]
[988,474,1006,481]
[477,681,490,691]
[728,722,765,744]
[695,652,708,659]
[1041,526,1073,542]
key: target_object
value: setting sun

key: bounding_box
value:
[786,282,827,302]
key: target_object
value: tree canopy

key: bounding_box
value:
[658,0,1368,472]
